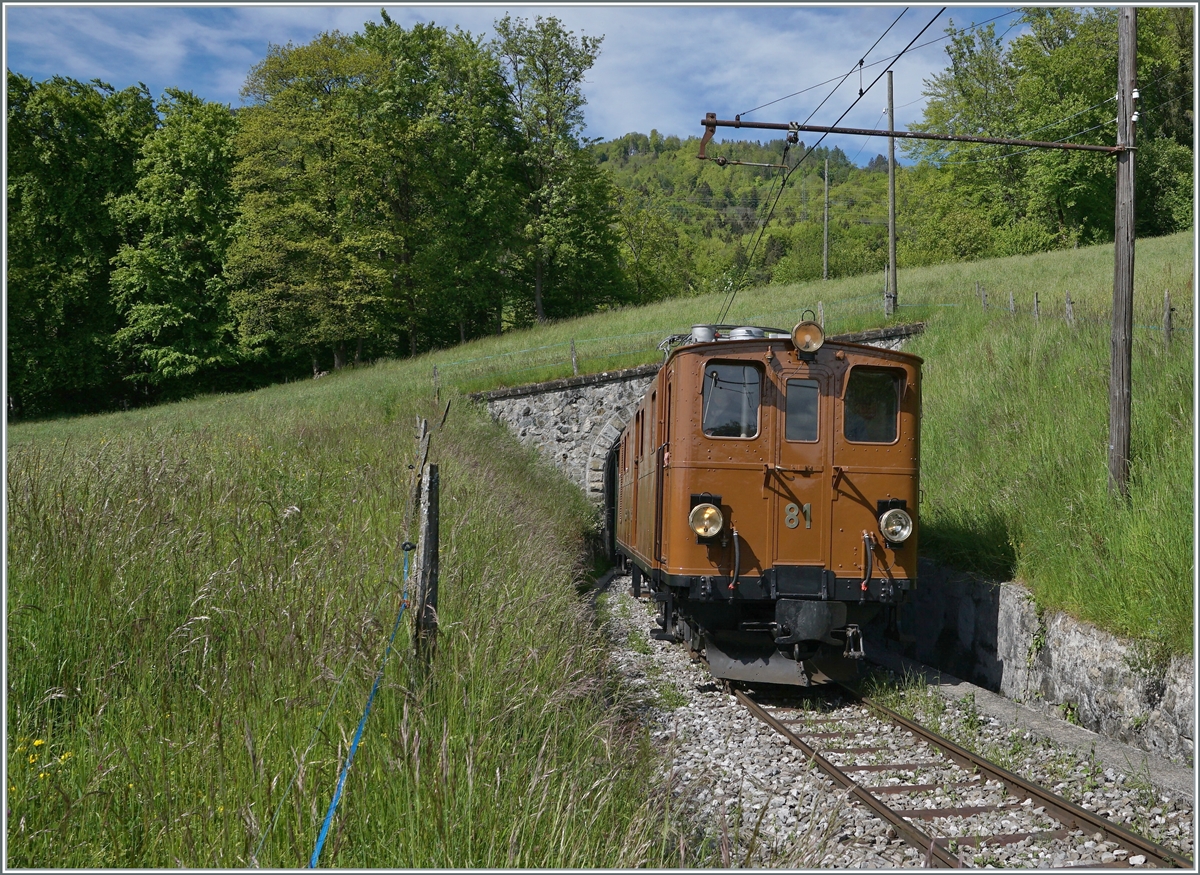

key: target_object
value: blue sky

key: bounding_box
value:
[4,4,1025,163]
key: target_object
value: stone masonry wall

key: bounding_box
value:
[475,364,659,504]
[475,324,1191,763]
[872,558,1194,764]
[471,323,927,505]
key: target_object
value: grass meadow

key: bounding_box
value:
[7,377,697,866]
[6,231,1193,865]
[431,231,1193,653]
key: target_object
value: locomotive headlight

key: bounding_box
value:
[689,503,724,538]
[791,321,825,353]
[879,508,913,543]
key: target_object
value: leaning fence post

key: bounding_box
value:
[414,464,440,664]
[403,418,430,536]
[1163,289,1173,350]
[570,339,579,376]
[1065,292,1075,328]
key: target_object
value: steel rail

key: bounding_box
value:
[846,686,1193,869]
[734,689,961,867]
[698,114,1124,154]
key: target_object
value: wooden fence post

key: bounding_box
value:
[1065,292,1075,328]
[1033,291,1040,322]
[403,418,430,535]
[817,301,824,330]
[571,339,579,376]
[1163,289,1173,350]
[414,464,440,663]
[1009,290,1015,313]
[432,366,440,404]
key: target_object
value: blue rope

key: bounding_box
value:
[308,551,412,868]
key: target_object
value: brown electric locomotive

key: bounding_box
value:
[614,321,921,685]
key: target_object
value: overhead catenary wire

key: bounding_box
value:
[933,66,1190,162]
[738,8,1019,120]
[717,7,946,325]
[710,11,914,322]
[938,89,1192,166]
[792,7,909,128]
[850,110,889,164]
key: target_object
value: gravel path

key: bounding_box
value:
[597,574,1195,868]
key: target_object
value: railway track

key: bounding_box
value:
[737,685,1193,868]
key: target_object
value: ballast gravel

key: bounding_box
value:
[597,575,1195,868]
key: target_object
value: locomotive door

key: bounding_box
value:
[769,365,831,597]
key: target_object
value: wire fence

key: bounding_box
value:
[436,281,1191,394]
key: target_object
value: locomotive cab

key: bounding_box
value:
[615,323,921,685]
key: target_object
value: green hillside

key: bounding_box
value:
[6,232,1193,865]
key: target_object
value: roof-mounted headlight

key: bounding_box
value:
[879,508,913,543]
[689,503,724,538]
[791,321,825,353]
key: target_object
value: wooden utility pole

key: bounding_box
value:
[823,158,829,281]
[886,71,898,317]
[1109,7,1137,500]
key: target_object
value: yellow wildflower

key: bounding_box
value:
[38,772,47,780]
[27,754,37,764]
[32,739,44,747]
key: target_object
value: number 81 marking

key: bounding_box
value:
[784,503,811,529]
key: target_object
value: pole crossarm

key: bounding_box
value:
[697,114,1124,155]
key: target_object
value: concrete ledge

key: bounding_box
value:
[469,363,662,403]
[469,322,926,403]
[867,648,1195,805]
[830,322,926,345]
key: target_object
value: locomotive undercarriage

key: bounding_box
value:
[636,563,909,686]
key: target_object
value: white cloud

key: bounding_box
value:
[4,4,1024,154]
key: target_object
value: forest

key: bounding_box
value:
[7,7,1194,419]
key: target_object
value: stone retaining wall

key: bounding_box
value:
[473,364,660,504]
[474,322,1191,768]
[872,558,1194,765]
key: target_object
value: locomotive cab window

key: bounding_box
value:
[785,379,820,442]
[702,362,762,438]
[844,366,902,443]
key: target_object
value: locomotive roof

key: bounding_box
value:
[660,325,924,367]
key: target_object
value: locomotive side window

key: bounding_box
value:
[785,379,820,442]
[844,366,902,443]
[702,363,761,438]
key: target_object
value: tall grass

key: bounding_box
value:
[7,231,1193,864]
[6,369,695,866]
[421,231,1192,653]
[426,233,1193,651]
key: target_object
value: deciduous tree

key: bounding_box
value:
[225,33,394,373]
[110,90,240,396]
[7,73,156,416]
[492,14,623,323]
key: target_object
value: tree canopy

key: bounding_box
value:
[5,7,1193,418]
